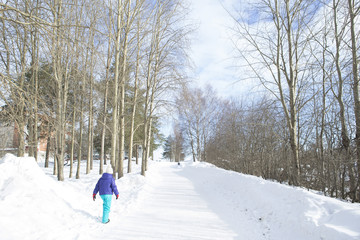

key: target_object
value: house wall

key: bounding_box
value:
[0,122,15,149]
[39,137,47,152]
[0,122,17,157]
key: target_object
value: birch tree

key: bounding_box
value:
[86,2,99,174]
[28,0,40,161]
[109,0,122,176]
[347,0,360,201]
[117,0,134,178]
[127,1,149,173]
[99,4,114,175]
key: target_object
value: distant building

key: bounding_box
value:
[0,114,53,157]
[0,121,20,157]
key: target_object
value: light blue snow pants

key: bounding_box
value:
[100,195,112,223]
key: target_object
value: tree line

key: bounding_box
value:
[0,0,191,180]
[172,1,360,203]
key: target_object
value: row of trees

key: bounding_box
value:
[0,0,191,180]
[173,1,360,202]
[162,122,185,162]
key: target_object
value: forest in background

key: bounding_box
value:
[164,0,360,203]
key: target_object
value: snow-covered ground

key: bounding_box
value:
[0,153,360,240]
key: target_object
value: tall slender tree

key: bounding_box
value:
[348,0,360,201]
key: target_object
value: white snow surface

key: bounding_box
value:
[0,153,360,240]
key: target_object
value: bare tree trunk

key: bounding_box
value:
[45,125,51,168]
[319,46,327,194]
[52,0,70,181]
[69,107,76,178]
[76,63,87,179]
[17,5,28,157]
[100,22,112,174]
[141,81,150,175]
[141,116,148,176]
[53,0,61,180]
[331,0,356,200]
[54,142,58,176]
[110,0,122,177]
[118,0,132,179]
[87,32,95,174]
[100,76,108,175]
[348,0,360,202]
[28,6,40,160]
[145,117,153,170]
[285,0,300,185]
[32,27,39,161]
[76,34,90,179]
[128,18,142,174]
[141,23,154,176]
[76,94,83,179]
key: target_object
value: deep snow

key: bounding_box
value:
[0,153,359,240]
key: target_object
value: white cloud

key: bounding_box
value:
[188,0,256,99]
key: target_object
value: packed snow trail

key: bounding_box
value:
[1,154,360,240]
[90,162,360,240]
[91,162,242,240]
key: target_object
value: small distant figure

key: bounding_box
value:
[178,162,180,166]
[93,165,119,224]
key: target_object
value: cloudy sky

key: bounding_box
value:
[188,0,255,99]
[158,0,255,138]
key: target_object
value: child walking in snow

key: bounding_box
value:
[93,165,119,224]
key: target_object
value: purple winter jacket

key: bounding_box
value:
[93,173,119,196]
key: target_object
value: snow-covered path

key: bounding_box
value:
[1,155,360,240]
[93,163,241,240]
[93,162,360,240]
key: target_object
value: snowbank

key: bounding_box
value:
[179,161,360,240]
[0,154,148,240]
[0,154,93,239]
